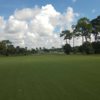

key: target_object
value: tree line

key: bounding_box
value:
[60,15,100,54]
[0,40,63,56]
[0,15,100,56]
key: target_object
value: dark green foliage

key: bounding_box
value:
[0,40,33,56]
[92,41,100,54]
[0,42,6,55]
[75,17,92,42]
[60,30,72,44]
[91,16,100,41]
[31,49,37,54]
[81,42,94,54]
[72,46,80,54]
[60,16,100,55]
[79,45,84,53]
[63,44,72,54]
[0,40,64,56]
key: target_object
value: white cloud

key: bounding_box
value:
[59,7,79,31]
[0,4,79,48]
[14,6,40,20]
[5,16,28,34]
[0,16,5,29]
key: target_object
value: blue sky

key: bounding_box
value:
[0,0,100,19]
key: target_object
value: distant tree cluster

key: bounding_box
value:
[60,16,100,54]
[0,40,63,56]
[0,40,37,56]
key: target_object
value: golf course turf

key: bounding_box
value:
[0,55,100,100]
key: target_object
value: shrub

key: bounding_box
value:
[81,42,94,54]
[63,44,72,54]
[92,41,100,54]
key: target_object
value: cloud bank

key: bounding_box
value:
[0,4,79,48]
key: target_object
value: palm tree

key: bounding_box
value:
[72,25,78,47]
[91,16,100,41]
[75,17,92,44]
[60,30,72,45]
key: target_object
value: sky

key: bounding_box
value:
[0,0,100,48]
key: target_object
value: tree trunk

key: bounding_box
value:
[95,34,98,42]
[73,36,75,47]
[69,39,70,45]
[66,39,68,44]
[85,36,87,42]
[82,36,84,44]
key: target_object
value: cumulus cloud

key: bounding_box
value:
[5,16,28,33]
[0,4,79,48]
[0,16,5,29]
[60,7,79,31]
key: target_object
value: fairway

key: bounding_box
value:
[0,55,100,100]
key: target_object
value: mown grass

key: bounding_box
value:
[0,55,100,100]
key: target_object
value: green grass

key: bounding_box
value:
[0,55,100,100]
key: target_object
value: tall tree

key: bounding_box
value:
[75,17,92,43]
[91,16,100,41]
[60,30,72,44]
[72,25,79,47]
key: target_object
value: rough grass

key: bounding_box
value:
[0,55,100,100]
